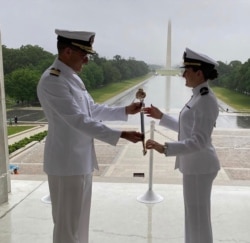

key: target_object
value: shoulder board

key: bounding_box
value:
[200,87,209,96]
[49,68,61,77]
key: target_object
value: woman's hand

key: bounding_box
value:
[143,104,163,120]
[145,139,164,154]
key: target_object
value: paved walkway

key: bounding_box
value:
[8,124,250,186]
[1,124,250,242]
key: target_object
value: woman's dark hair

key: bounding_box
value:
[192,66,218,81]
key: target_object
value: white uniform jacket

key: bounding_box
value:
[37,58,128,176]
[159,82,220,175]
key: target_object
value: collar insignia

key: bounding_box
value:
[50,68,61,77]
[200,87,209,96]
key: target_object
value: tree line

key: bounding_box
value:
[214,60,250,95]
[2,44,250,105]
[2,45,149,105]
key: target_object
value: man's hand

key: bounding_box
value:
[125,102,142,115]
[145,139,164,153]
[121,131,143,143]
[143,104,163,120]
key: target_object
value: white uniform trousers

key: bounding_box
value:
[183,172,217,243]
[48,174,93,243]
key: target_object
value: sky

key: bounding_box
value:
[0,0,250,66]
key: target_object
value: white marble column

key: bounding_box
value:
[0,30,10,205]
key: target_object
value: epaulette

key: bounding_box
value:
[49,68,61,77]
[200,87,209,96]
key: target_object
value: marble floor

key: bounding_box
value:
[0,180,250,243]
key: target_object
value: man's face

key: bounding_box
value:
[68,47,89,73]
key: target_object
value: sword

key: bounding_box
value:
[136,88,147,155]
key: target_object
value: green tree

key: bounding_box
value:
[101,62,121,84]
[112,55,132,80]
[5,68,40,103]
[2,44,150,105]
[2,45,54,75]
[80,61,104,89]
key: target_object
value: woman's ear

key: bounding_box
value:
[197,69,204,79]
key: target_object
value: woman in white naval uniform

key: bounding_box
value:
[37,29,142,243]
[144,48,220,243]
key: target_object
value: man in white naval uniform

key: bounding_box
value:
[144,48,220,243]
[37,29,142,243]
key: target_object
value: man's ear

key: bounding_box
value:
[65,47,72,55]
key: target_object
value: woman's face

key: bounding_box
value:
[182,67,203,88]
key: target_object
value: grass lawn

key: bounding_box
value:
[89,74,151,103]
[211,86,250,111]
[7,126,35,136]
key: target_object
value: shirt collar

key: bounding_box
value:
[53,57,75,76]
[192,82,209,96]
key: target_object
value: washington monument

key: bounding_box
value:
[166,20,171,69]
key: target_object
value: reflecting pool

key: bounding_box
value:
[105,75,250,129]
